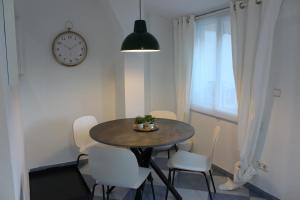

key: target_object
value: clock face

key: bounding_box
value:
[52,31,87,66]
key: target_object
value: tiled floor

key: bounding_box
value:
[80,152,267,200]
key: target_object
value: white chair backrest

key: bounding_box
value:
[150,110,177,120]
[73,115,98,149]
[209,125,221,162]
[88,144,139,188]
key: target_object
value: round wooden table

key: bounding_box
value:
[90,118,195,200]
[90,118,194,148]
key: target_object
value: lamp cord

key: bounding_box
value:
[139,0,141,20]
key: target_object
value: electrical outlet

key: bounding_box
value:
[257,161,268,172]
[272,88,281,97]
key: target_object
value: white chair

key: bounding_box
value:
[88,144,155,200]
[73,115,98,165]
[165,126,221,200]
[150,111,178,158]
[150,110,193,157]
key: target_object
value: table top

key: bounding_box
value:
[90,118,194,148]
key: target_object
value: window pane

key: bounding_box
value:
[191,13,238,119]
[191,18,217,110]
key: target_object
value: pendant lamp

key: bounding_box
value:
[120,0,160,52]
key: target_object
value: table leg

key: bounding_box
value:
[131,148,182,200]
[131,148,153,200]
[150,159,182,200]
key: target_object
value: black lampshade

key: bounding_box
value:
[121,20,160,52]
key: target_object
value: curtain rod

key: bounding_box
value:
[195,6,229,19]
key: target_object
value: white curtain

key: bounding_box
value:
[173,16,195,123]
[220,0,283,190]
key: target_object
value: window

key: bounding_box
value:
[191,12,238,121]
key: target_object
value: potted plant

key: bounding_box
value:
[135,116,145,129]
[144,115,155,129]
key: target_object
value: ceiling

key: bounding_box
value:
[145,0,230,18]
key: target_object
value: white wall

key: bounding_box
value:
[124,54,146,117]
[145,14,176,113]
[16,0,122,169]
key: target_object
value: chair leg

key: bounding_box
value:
[167,150,170,159]
[76,153,87,166]
[202,172,213,200]
[174,144,178,152]
[135,190,142,200]
[171,169,176,186]
[165,169,172,200]
[148,174,156,200]
[106,186,110,200]
[209,170,216,193]
[106,186,116,195]
[102,185,106,200]
[134,179,147,200]
[91,184,98,200]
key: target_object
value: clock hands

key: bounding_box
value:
[63,43,80,51]
[70,44,78,49]
[63,44,71,50]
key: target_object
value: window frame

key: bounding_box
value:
[191,10,238,123]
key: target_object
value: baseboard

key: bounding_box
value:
[29,160,78,173]
[212,164,280,200]
[244,183,280,200]
[212,164,234,179]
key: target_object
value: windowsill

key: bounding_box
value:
[190,108,238,125]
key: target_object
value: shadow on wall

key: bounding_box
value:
[25,118,78,169]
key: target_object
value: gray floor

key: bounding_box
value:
[80,151,266,200]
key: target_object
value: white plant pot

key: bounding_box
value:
[148,123,155,129]
[137,123,144,129]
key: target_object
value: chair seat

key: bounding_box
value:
[167,150,211,172]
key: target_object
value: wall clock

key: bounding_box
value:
[52,24,87,67]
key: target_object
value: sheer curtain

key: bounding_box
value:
[220,0,283,190]
[173,16,195,151]
[173,16,195,123]
[191,12,238,121]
